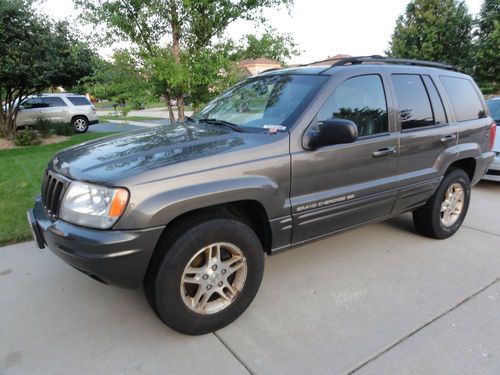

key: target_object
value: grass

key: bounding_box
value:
[98,115,165,122]
[0,132,116,246]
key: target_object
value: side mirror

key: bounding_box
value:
[305,118,358,149]
[18,105,25,111]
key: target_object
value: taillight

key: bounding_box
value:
[490,122,497,151]
[91,105,96,112]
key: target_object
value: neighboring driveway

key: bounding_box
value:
[1,182,499,374]
[89,119,169,133]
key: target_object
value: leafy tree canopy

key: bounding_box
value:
[474,0,499,88]
[387,0,473,71]
[74,0,297,122]
[0,0,95,136]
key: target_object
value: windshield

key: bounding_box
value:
[487,99,500,121]
[194,75,327,129]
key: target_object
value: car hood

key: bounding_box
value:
[50,123,261,184]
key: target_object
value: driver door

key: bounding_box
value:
[290,74,399,243]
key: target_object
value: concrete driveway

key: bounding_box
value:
[1,182,499,374]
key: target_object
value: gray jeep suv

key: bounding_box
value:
[28,56,496,335]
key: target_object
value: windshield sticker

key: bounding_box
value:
[263,124,287,132]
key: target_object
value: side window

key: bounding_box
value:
[392,74,434,130]
[317,75,388,137]
[439,76,486,121]
[22,98,43,109]
[41,97,67,107]
[422,75,447,125]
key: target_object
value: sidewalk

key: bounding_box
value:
[1,181,499,374]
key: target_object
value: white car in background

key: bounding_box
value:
[14,94,99,133]
[483,97,500,182]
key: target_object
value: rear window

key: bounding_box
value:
[392,74,434,130]
[439,76,485,122]
[67,96,92,106]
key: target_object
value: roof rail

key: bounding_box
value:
[329,55,458,71]
[259,67,283,74]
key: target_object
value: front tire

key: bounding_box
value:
[145,216,265,335]
[72,116,89,133]
[413,168,471,239]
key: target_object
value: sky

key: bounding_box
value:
[41,0,484,64]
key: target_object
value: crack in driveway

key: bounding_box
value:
[347,277,500,374]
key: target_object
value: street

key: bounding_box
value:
[1,181,499,374]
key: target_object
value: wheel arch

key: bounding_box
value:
[143,199,273,286]
[71,114,89,124]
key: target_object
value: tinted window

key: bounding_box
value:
[317,75,388,136]
[392,74,434,130]
[22,98,44,109]
[41,97,67,107]
[440,76,485,122]
[68,96,92,106]
[422,75,447,125]
[486,100,500,121]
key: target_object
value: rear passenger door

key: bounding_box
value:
[391,74,457,212]
[40,97,69,123]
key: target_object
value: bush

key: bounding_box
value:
[31,117,54,138]
[31,117,75,137]
[53,123,75,136]
[480,86,497,95]
[13,128,41,146]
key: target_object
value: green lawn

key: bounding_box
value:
[98,115,165,122]
[0,132,116,246]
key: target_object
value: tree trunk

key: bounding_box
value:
[165,96,175,125]
[169,0,185,122]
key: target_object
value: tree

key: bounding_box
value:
[234,27,301,65]
[474,0,500,89]
[0,0,95,137]
[75,0,295,123]
[387,0,473,71]
[85,51,154,110]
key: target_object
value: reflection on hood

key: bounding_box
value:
[51,123,246,183]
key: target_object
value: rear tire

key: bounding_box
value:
[413,168,471,239]
[72,116,89,133]
[145,215,265,335]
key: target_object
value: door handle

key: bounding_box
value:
[440,134,457,143]
[372,146,396,158]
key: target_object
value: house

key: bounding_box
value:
[237,58,282,77]
[306,54,351,66]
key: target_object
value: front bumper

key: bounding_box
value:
[482,154,500,182]
[28,196,164,288]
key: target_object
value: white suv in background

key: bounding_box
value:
[16,94,99,133]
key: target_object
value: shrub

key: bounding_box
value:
[53,123,75,136]
[32,117,54,138]
[13,128,41,146]
[31,117,75,137]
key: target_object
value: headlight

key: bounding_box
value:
[59,181,129,229]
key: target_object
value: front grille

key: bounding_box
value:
[41,171,69,220]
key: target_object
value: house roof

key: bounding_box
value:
[238,58,281,66]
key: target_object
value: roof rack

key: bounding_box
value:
[258,67,285,75]
[329,55,458,71]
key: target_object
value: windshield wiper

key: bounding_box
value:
[197,118,244,132]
